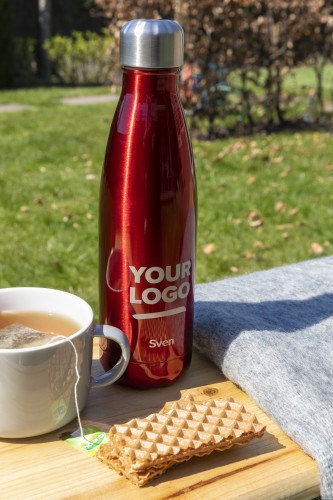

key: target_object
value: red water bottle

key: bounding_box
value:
[99,19,197,388]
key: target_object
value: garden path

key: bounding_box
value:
[0,94,119,113]
[0,103,36,112]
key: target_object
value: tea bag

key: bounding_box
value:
[0,323,57,349]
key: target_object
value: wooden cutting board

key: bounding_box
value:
[0,345,320,499]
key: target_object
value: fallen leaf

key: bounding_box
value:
[275,201,286,213]
[232,140,246,151]
[282,232,289,239]
[253,240,265,249]
[272,156,283,164]
[85,174,97,180]
[311,242,324,255]
[249,219,264,227]
[85,160,93,168]
[39,166,46,173]
[289,208,299,216]
[20,205,29,212]
[230,266,239,273]
[232,218,242,225]
[203,243,216,255]
[215,140,246,159]
[247,175,256,185]
[247,210,264,228]
[244,251,256,259]
[269,144,282,154]
[86,213,94,220]
[275,223,294,230]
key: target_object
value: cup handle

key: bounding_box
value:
[90,324,130,389]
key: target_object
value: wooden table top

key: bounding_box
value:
[0,345,320,499]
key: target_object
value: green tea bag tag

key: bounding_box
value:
[65,425,109,456]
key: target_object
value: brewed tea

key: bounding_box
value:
[0,311,80,349]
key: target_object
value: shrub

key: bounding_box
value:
[95,0,333,135]
[44,29,116,85]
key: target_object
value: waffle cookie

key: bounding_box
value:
[97,394,265,486]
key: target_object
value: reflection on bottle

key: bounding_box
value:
[106,248,130,292]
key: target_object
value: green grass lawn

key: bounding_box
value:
[284,64,333,100]
[0,87,332,317]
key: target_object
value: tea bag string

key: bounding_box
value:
[47,335,93,444]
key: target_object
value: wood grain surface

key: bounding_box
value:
[0,344,320,499]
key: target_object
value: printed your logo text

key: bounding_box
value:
[129,261,191,305]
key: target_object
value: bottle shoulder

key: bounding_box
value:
[111,94,186,135]
[106,92,191,155]
[113,91,185,124]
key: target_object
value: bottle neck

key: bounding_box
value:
[121,67,180,95]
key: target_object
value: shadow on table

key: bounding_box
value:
[85,348,225,425]
[0,348,222,445]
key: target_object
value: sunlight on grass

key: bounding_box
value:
[195,133,333,282]
[0,87,332,316]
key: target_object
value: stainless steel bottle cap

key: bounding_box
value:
[120,19,184,68]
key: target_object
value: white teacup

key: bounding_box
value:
[0,287,130,438]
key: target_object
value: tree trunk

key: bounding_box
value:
[313,63,325,115]
[265,67,274,126]
[275,66,284,125]
[38,0,51,82]
[240,70,254,127]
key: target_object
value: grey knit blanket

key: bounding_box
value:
[194,256,333,499]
